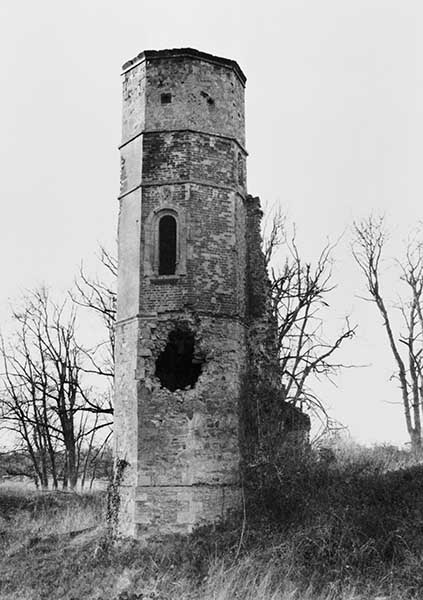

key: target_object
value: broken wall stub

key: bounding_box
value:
[241,196,310,471]
[114,48,308,538]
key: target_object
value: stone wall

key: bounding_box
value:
[114,48,309,538]
[133,314,246,535]
[242,196,310,468]
[115,49,249,536]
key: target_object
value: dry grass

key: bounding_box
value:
[1,444,423,599]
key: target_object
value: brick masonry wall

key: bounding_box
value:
[136,316,246,485]
[143,55,245,147]
[141,131,245,188]
[115,49,309,538]
[133,314,246,534]
[115,50,249,537]
[243,196,311,465]
[139,183,245,316]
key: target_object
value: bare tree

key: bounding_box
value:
[0,295,61,488]
[0,288,110,488]
[70,246,116,423]
[71,246,116,382]
[265,213,356,433]
[352,216,423,452]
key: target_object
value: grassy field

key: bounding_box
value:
[1,444,423,599]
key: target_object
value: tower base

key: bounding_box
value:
[117,483,241,537]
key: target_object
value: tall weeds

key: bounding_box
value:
[1,444,422,599]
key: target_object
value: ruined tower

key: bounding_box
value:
[114,48,277,537]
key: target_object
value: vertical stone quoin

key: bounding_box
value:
[114,48,308,538]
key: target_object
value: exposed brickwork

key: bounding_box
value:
[141,131,245,188]
[242,196,309,465]
[114,48,308,538]
[143,54,245,147]
[138,184,244,316]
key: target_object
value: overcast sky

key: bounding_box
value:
[1,0,422,446]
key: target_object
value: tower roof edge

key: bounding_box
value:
[122,48,247,85]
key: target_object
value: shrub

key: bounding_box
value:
[244,443,423,595]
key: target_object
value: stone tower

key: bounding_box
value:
[114,48,281,537]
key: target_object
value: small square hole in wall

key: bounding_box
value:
[161,93,172,104]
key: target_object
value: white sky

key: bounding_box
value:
[0,0,422,446]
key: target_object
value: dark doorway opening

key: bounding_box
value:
[155,329,203,391]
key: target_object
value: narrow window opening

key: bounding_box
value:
[237,153,243,185]
[161,93,172,104]
[155,329,203,391]
[158,215,177,275]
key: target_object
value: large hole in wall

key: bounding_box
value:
[155,329,203,392]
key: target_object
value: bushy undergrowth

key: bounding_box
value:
[1,444,423,599]
[244,443,423,596]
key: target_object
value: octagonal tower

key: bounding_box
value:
[114,48,252,536]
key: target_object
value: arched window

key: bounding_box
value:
[144,206,186,278]
[158,215,177,275]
